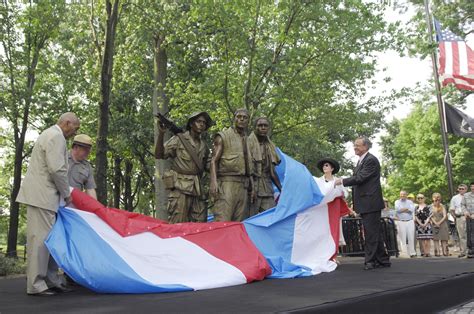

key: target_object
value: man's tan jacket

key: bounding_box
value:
[16,125,70,212]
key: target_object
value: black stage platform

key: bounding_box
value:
[1,256,473,313]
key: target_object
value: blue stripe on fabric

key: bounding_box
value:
[244,211,313,278]
[244,150,323,278]
[45,207,192,294]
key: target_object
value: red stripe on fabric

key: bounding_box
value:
[184,225,271,283]
[442,78,474,90]
[327,198,350,259]
[438,43,446,75]
[452,42,460,76]
[442,74,474,86]
[71,189,168,236]
[451,73,474,85]
[71,188,241,237]
[71,188,270,282]
[441,41,474,91]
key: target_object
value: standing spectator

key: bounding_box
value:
[16,112,80,296]
[450,184,468,257]
[430,193,449,256]
[210,109,255,222]
[68,134,97,200]
[461,182,474,258]
[395,190,416,257]
[414,194,432,257]
[335,136,390,270]
[381,199,396,219]
[407,193,419,254]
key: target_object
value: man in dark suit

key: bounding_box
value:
[335,136,390,270]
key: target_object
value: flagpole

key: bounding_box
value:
[423,0,455,197]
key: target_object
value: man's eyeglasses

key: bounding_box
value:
[417,197,424,199]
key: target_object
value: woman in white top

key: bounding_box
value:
[315,158,347,263]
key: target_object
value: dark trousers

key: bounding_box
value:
[361,211,390,265]
[468,217,474,255]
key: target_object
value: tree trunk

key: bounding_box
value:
[153,34,170,220]
[124,159,133,212]
[95,0,120,205]
[6,1,45,256]
[113,156,121,209]
[7,143,25,258]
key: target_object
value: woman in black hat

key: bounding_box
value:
[315,157,347,264]
[316,158,340,186]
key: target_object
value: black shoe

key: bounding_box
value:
[28,289,58,296]
[377,262,391,268]
[50,285,74,293]
[364,263,376,270]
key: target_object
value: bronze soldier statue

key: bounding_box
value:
[155,111,212,223]
[210,108,255,221]
[248,117,282,216]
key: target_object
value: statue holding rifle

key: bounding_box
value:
[155,112,213,223]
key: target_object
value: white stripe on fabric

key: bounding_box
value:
[291,202,337,275]
[445,42,453,75]
[72,209,247,290]
[458,42,468,75]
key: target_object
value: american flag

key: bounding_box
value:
[434,19,474,91]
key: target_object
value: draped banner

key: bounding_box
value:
[46,150,349,293]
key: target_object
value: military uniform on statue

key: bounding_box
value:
[248,117,282,216]
[155,112,213,223]
[210,109,255,222]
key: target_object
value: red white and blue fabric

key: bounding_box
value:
[45,150,349,293]
[434,19,474,91]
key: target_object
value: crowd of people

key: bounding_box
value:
[381,184,474,259]
[14,110,472,296]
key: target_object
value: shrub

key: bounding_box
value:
[0,254,26,276]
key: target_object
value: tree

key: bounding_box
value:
[0,1,409,243]
[1,0,65,257]
[91,0,122,205]
[379,0,474,201]
[144,1,398,161]
[382,102,474,202]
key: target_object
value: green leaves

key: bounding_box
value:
[382,102,474,203]
[1,0,404,213]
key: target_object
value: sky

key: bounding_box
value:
[344,2,474,162]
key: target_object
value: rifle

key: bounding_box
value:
[156,112,204,174]
[155,112,183,135]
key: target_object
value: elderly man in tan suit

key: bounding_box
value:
[16,112,80,296]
